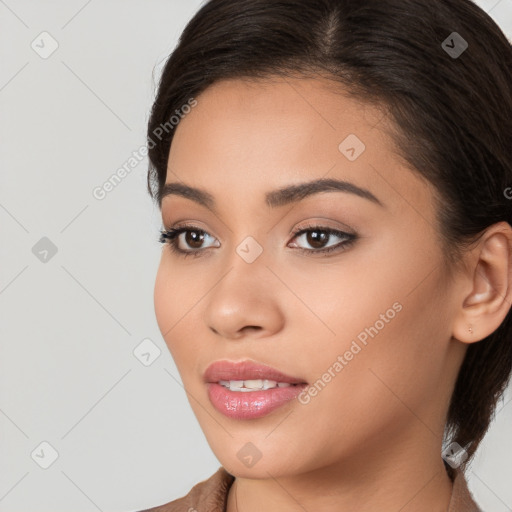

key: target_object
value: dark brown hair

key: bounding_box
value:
[146,0,512,475]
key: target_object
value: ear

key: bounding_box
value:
[452,221,512,344]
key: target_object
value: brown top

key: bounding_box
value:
[139,465,482,512]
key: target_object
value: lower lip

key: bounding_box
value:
[207,382,308,420]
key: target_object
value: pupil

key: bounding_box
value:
[186,231,204,248]
[308,230,328,249]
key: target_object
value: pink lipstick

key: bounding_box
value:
[204,360,308,420]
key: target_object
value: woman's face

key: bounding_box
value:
[154,76,467,479]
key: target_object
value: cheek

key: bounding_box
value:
[296,231,449,415]
[153,260,170,336]
[153,257,186,351]
[153,257,206,376]
[288,295,446,467]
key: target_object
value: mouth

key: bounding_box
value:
[203,359,308,386]
[203,360,308,419]
[216,379,302,391]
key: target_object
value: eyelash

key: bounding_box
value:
[158,223,357,258]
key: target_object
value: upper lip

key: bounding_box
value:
[204,360,308,384]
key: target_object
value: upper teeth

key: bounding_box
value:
[218,379,293,391]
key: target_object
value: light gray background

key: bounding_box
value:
[0,1,511,511]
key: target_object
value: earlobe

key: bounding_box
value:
[452,222,512,345]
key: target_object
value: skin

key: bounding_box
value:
[153,76,512,512]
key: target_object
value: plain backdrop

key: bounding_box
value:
[0,1,511,511]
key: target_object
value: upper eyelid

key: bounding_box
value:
[166,216,356,233]
[165,223,352,236]
[292,222,355,235]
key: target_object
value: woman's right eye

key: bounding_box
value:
[159,226,220,257]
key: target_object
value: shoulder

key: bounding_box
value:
[138,467,235,512]
[448,467,482,512]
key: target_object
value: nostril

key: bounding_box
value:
[243,326,262,332]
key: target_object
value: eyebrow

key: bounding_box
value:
[159,178,384,211]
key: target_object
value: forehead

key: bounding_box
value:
[170,76,389,162]
[195,75,387,125]
[165,76,432,217]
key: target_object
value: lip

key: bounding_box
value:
[203,359,307,384]
[204,360,308,420]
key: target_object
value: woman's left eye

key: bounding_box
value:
[289,226,357,255]
[158,225,357,258]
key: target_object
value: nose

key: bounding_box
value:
[203,255,285,341]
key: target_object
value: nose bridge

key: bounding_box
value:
[234,233,266,266]
[203,236,285,338]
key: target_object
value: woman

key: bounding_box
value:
[141,0,512,510]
